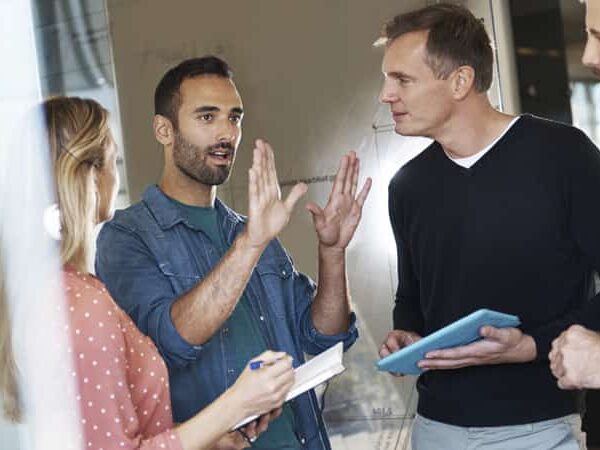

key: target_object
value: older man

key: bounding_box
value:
[377,3,600,449]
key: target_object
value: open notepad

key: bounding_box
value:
[233,341,345,429]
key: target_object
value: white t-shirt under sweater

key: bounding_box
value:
[447,116,521,168]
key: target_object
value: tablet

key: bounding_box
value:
[376,309,521,375]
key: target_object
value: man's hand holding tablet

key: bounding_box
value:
[377,309,531,375]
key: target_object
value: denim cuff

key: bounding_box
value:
[303,311,358,353]
[154,301,203,368]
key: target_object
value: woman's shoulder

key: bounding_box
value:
[62,268,122,328]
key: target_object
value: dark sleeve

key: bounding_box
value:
[95,222,203,369]
[389,180,424,334]
[528,129,600,359]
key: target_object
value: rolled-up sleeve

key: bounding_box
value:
[294,270,358,355]
[95,222,203,369]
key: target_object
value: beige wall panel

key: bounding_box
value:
[106,0,428,342]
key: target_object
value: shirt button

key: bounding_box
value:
[281,270,287,276]
[227,368,234,374]
[300,437,306,445]
[259,315,265,321]
[223,327,229,334]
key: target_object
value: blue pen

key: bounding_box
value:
[249,355,290,370]
[249,360,264,370]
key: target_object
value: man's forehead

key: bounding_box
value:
[382,31,428,73]
[179,75,242,109]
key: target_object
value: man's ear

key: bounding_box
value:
[450,65,476,100]
[153,114,174,146]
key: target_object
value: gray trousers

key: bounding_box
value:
[411,414,586,450]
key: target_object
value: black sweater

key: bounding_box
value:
[388,114,600,426]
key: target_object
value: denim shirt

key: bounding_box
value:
[95,185,358,450]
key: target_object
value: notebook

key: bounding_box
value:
[376,309,521,375]
[233,341,345,429]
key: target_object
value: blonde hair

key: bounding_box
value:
[44,97,112,272]
[0,97,111,422]
[0,253,20,422]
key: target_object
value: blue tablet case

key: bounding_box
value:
[376,309,521,375]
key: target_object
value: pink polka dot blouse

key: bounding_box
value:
[63,267,183,450]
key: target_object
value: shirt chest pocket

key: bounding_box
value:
[157,262,202,294]
[255,257,294,319]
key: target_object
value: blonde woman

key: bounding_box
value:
[0,96,294,450]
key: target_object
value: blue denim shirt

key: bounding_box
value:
[95,185,358,450]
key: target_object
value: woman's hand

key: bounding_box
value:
[176,352,293,450]
[231,351,295,419]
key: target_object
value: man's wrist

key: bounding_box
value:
[514,334,537,362]
[238,230,269,255]
[318,243,346,259]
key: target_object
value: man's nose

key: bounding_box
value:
[379,79,398,104]
[216,120,237,143]
[582,37,600,74]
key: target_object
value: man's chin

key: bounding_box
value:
[182,166,231,186]
[212,169,232,185]
[204,172,231,186]
[394,123,430,138]
[210,177,230,186]
[394,124,417,137]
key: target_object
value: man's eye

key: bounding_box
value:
[230,116,241,124]
[200,113,213,121]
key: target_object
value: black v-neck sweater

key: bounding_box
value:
[388,114,600,426]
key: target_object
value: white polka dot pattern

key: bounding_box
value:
[63,268,182,450]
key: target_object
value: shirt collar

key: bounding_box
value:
[142,184,246,231]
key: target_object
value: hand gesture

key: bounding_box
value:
[379,329,422,376]
[246,140,307,248]
[306,152,371,250]
[549,325,600,389]
[417,326,536,371]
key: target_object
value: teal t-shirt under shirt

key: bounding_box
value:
[167,196,300,449]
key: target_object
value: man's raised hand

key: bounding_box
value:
[306,151,372,251]
[246,139,307,248]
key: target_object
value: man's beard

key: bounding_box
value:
[172,130,234,186]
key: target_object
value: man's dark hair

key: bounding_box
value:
[377,3,493,93]
[154,56,233,127]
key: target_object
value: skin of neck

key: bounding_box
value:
[158,144,217,208]
[434,94,515,159]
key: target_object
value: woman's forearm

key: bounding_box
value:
[175,388,245,450]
